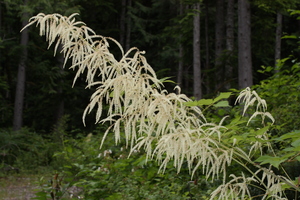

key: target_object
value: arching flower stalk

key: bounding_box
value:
[22,13,297,199]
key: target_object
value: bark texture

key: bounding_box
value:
[215,0,225,90]
[125,0,132,51]
[238,0,253,89]
[177,3,184,89]
[120,0,126,47]
[225,0,235,90]
[204,1,210,94]
[193,2,202,100]
[13,0,29,131]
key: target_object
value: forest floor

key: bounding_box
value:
[0,173,83,199]
[0,174,40,200]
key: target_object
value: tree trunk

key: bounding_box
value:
[177,2,184,89]
[238,0,252,89]
[54,44,65,126]
[215,0,225,91]
[125,0,132,51]
[204,0,210,94]
[225,0,235,90]
[274,11,282,72]
[13,0,29,131]
[120,0,126,48]
[193,2,202,100]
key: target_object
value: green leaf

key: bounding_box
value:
[184,99,213,107]
[159,77,176,84]
[213,92,232,102]
[275,130,300,142]
[213,100,230,107]
[65,146,73,153]
[291,139,300,147]
[254,126,270,136]
[184,92,232,107]
[184,101,199,107]
[132,155,147,166]
[282,35,298,39]
[197,99,213,105]
[255,155,286,169]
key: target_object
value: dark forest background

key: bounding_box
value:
[1,0,299,133]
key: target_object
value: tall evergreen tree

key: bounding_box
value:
[215,0,225,90]
[193,2,202,99]
[225,0,235,90]
[125,0,132,51]
[238,0,253,89]
[13,0,29,131]
[177,2,184,89]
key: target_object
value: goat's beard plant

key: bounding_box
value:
[22,13,298,199]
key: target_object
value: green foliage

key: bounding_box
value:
[0,129,47,171]
[289,9,300,19]
[255,57,300,135]
[0,119,71,173]
[255,129,300,169]
[45,133,216,199]
[34,173,75,200]
[34,87,295,199]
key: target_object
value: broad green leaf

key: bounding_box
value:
[185,92,232,107]
[213,92,232,102]
[254,126,270,136]
[275,130,300,141]
[283,145,300,153]
[184,101,200,107]
[255,155,286,169]
[213,100,230,107]
[282,35,297,39]
[291,139,300,147]
[184,99,213,107]
[197,99,214,105]
[65,146,73,153]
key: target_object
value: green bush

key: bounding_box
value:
[0,127,65,173]
[46,133,217,199]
